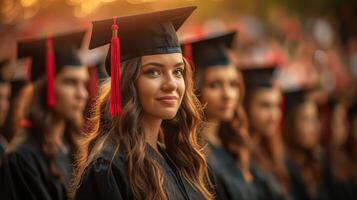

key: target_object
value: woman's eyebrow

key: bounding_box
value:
[175,62,185,67]
[141,62,164,68]
[141,61,185,68]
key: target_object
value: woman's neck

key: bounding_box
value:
[202,118,221,147]
[140,114,162,151]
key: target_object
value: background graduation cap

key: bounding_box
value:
[17,30,86,108]
[89,6,197,116]
[284,89,312,111]
[181,31,237,69]
[241,65,278,89]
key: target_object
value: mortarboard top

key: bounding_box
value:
[89,6,197,74]
[284,89,312,111]
[88,6,197,116]
[17,30,86,81]
[241,65,277,89]
[181,31,236,69]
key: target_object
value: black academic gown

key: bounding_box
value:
[251,164,291,200]
[324,157,357,200]
[207,144,261,200]
[0,135,7,166]
[1,135,74,200]
[75,138,205,200]
[285,156,330,200]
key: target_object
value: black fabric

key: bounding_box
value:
[324,157,357,200]
[89,6,196,75]
[75,138,204,200]
[182,31,236,69]
[0,135,6,166]
[207,143,261,200]
[285,156,330,200]
[17,30,85,81]
[241,66,276,89]
[250,164,291,200]
[0,135,74,200]
[284,89,310,111]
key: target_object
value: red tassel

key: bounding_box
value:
[46,33,55,108]
[183,43,193,62]
[109,17,122,116]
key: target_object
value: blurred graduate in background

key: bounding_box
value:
[1,30,89,200]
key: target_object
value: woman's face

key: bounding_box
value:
[54,66,89,124]
[136,53,185,120]
[200,65,240,122]
[293,101,321,150]
[248,87,282,137]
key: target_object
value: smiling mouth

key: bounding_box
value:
[156,96,178,106]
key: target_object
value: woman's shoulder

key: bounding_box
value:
[77,145,131,200]
[88,137,127,172]
[7,134,42,162]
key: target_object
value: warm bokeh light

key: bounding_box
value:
[20,0,38,8]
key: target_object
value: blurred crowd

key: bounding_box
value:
[0,1,357,200]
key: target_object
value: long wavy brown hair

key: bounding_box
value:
[9,78,80,182]
[195,64,250,163]
[72,57,214,200]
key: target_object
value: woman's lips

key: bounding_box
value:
[156,96,178,106]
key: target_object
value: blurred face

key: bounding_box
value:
[294,101,321,150]
[331,104,349,146]
[248,87,282,137]
[137,53,185,120]
[0,82,10,126]
[54,66,89,124]
[200,65,240,122]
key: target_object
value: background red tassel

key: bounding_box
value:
[46,34,56,109]
[183,43,193,62]
[109,17,122,116]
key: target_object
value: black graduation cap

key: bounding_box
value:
[88,6,197,116]
[0,58,10,82]
[17,30,86,108]
[17,30,86,81]
[89,6,197,73]
[241,66,277,89]
[284,89,310,111]
[181,31,236,69]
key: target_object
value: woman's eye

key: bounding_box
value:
[146,69,160,77]
[62,79,76,85]
[173,68,184,78]
[208,81,221,89]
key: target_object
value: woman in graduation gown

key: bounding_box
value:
[72,6,214,200]
[182,31,262,200]
[323,100,357,200]
[241,66,291,200]
[283,89,330,200]
[1,30,89,200]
